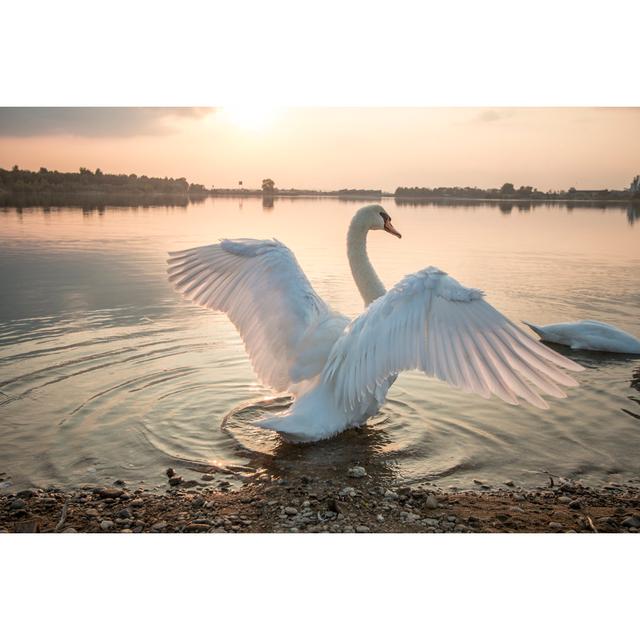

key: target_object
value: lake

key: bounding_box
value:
[1,197,639,492]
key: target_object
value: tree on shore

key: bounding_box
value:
[262,178,275,193]
[0,166,206,196]
[500,182,515,195]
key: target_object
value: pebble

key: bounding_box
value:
[94,487,123,499]
[425,495,439,509]
[340,487,357,498]
[86,508,100,517]
[168,476,183,486]
[557,496,572,504]
[284,507,298,516]
[151,521,168,531]
[569,499,582,510]
[116,508,132,519]
[376,514,384,522]
[347,466,367,478]
[383,489,398,500]
[548,521,563,530]
[100,520,114,531]
[622,515,640,528]
[201,474,215,482]
[355,526,370,533]
[9,499,27,511]
[16,489,37,499]
[166,468,175,478]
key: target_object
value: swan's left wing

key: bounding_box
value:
[167,238,333,392]
[323,267,583,410]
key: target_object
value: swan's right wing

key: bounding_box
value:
[167,238,331,392]
[323,267,583,411]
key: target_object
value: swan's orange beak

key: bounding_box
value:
[384,219,402,238]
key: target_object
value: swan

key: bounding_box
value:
[167,205,583,442]
[523,320,640,355]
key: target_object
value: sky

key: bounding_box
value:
[1,107,639,191]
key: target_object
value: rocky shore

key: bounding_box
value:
[1,467,639,534]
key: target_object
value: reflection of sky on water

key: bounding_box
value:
[0,198,639,491]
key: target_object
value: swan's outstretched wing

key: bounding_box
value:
[167,239,332,391]
[323,267,583,410]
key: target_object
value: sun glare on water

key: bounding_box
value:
[223,105,278,131]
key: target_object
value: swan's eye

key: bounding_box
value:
[380,212,390,223]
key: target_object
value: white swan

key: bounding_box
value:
[167,205,583,441]
[524,320,640,355]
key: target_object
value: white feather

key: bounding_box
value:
[322,267,583,414]
[168,239,346,392]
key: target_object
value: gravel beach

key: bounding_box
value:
[1,467,639,533]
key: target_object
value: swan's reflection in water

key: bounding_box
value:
[219,396,399,484]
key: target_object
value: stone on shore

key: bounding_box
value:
[425,495,439,509]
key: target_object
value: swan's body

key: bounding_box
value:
[524,320,640,355]
[168,205,583,442]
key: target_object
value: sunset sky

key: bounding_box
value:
[1,107,639,191]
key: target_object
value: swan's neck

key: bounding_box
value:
[347,219,386,306]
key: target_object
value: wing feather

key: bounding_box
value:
[323,267,583,410]
[167,239,332,392]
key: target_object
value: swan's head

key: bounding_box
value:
[354,204,401,238]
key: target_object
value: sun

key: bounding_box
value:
[223,105,278,131]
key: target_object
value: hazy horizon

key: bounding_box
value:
[1,107,639,191]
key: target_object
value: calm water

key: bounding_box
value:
[1,198,639,492]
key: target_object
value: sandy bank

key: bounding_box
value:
[2,467,639,533]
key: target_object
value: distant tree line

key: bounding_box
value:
[395,180,639,202]
[213,178,383,199]
[0,165,208,196]
[3,167,639,205]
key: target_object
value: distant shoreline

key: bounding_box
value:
[210,192,638,205]
[2,166,639,208]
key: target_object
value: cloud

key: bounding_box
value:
[0,107,214,137]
